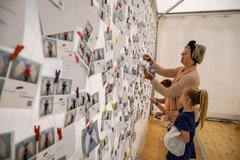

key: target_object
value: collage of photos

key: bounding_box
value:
[40,76,72,118]
[0,49,42,108]
[88,48,106,77]
[77,38,93,70]
[98,0,111,25]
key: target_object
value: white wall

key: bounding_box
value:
[156,13,240,120]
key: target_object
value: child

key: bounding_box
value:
[166,87,208,160]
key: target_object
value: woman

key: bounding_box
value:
[165,87,208,160]
[143,40,206,122]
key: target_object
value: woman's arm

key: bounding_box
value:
[151,61,181,78]
[151,75,197,98]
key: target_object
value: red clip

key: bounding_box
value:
[87,120,93,128]
[107,26,110,33]
[90,0,93,6]
[9,44,24,61]
[111,127,114,132]
[57,127,62,140]
[77,31,84,40]
[74,52,80,63]
[34,125,40,141]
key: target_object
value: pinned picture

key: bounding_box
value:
[101,111,112,131]
[82,120,100,157]
[39,96,54,118]
[98,136,109,160]
[102,72,107,86]
[0,132,13,160]
[83,46,92,68]
[8,57,41,84]
[58,31,73,41]
[56,78,72,95]
[105,82,114,105]
[39,127,55,153]
[88,63,95,77]
[42,37,57,58]
[66,95,77,111]
[15,135,36,160]
[104,30,113,52]
[92,48,104,63]
[83,21,93,43]
[0,50,11,78]
[64,109,77,128]
[77,39,87,59]
[41,77,55,96]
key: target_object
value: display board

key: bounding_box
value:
[0,0,157,159]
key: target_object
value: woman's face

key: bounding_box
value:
[181,46,193,66]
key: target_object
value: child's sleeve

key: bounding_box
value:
[176,116,190,132]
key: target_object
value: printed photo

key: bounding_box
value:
[92,48,104,62]
[39,127,55,152]
[104,30,113,52]
[78,92,86,107]
[88,63,95,77]
[56,78,72,95]
[64,109,77,128]
[39,96,54,118]
[42,37,57,58]
[58,31,73,41]
[8,57,41,84]
[77,39,87,59]
[90,92,99,107]
[83,46,92,68]
[82,120,100,157]
[0,132,13,160]
[67,95,77,111]
[15,135,36,160]
[41,77,55,96]
[0,50,11,77]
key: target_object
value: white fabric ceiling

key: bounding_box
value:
[156,0,240,13]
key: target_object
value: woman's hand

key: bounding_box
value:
[144,71,154,81]
[143,54,154,65]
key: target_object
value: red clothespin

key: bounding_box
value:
[111,127,114,132]
[75,87,79,98]
[57,127,62,140]
[9,44,24,61]
[77,31,84,40]
[106,26,110,33]
[34,125,40,141]
[74,52,80,63]
[90,0,93,6]
[115,1,119,10]
[54,70,61,83]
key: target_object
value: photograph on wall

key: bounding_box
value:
[8,57,41,84]
[57,31,74,42]
[98,136,110,160]
[15,135,36,160]
[82,120,100,157]
[105,60,114,80]
[56,78,72,95]
[39,96,54,118]
[0,50,11,78]
[105,82,114,106]
[64,109,77,128]
[66,94,77,112]
[85,92,100,124]
[42,37,57,58]
[99,0,111,25]
[101,111,112,131]
[39,127,55,153]
[0,132,13,160]
[101,72,107,86]
[104,30,113,52]
[41,76,55,96]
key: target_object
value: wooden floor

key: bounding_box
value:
[138,116,240,160]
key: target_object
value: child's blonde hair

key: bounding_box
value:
[186,88,208,129]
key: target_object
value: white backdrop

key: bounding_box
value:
[156,13,240,120]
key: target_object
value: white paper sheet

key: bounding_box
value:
[0,0,25,48]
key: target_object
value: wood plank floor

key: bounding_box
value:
[138,116,240,160]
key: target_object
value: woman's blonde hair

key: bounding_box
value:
[186,88,208,129]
